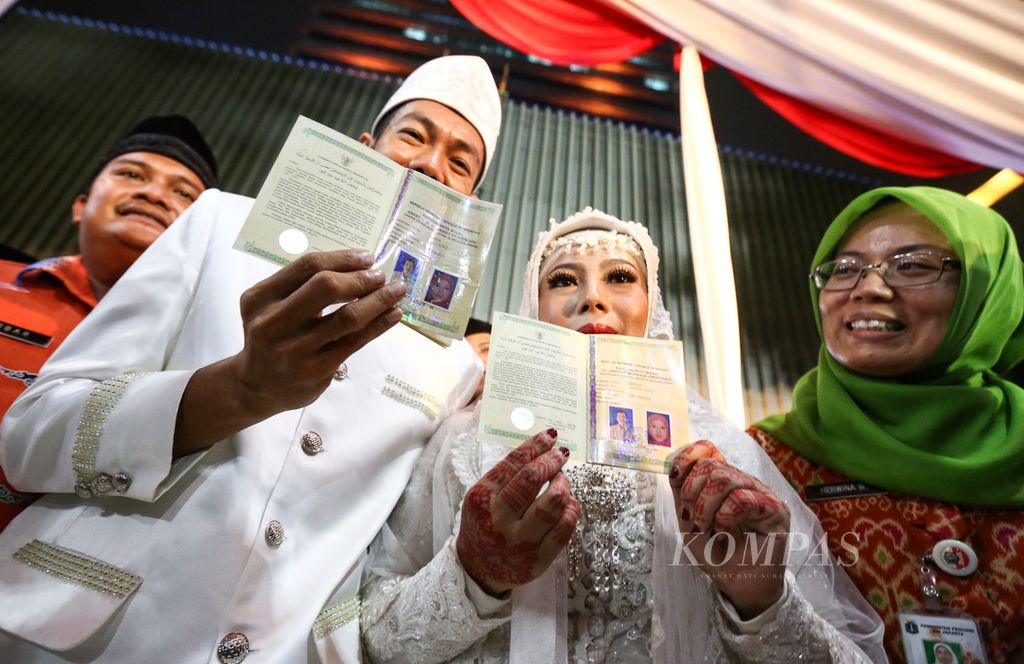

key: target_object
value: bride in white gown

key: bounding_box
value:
[360,208,885,663]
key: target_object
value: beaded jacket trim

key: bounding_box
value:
[312,596,361,640]
[382,374,441,421]
[72,372,150,496]
[13,539,142,599]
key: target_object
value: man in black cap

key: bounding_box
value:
[73,114,219,299]
[0,114,217,529]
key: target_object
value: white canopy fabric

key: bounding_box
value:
[678,44,747,427]
[608,0,1024,172]
[601,0,1024,426]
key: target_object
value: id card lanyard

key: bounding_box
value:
[916,555,946,613]
[897,546,989,664]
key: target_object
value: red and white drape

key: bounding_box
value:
[451,0,1024,424]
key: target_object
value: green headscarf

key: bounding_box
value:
[756,186,1024,506]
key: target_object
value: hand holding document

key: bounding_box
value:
[478,313,690,473]
[234,115,503,345]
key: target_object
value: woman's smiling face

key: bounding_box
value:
[819,203,961,377]
[537,244,649,338]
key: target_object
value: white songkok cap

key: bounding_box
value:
[371,55,502,188]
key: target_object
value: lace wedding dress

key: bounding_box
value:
[360,393,885,663]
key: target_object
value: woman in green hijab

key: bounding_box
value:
[751,186,1024,663]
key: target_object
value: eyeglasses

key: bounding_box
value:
[810,251,961,291]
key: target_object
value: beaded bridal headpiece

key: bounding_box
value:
[540,229,644,263]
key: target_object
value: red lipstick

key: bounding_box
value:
[576,323,618,335]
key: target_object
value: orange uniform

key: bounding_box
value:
[0,256,96,529]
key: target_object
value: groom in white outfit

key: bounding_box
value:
[0,55,501,664]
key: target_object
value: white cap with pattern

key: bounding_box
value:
[371,55,501,187]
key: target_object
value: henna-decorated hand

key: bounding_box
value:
[669,440,791,619]
[455,429,581,596]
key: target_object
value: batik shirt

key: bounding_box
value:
[751,427,1024,664]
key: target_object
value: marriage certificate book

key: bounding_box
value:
[478,312,690,473]
[233,115,503,345]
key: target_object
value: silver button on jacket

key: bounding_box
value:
[265,520,285,547]
[113,471,132,492]
[300,431,323,456]
[217,632,250,664]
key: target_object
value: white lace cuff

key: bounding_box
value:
[362,538,510,664]
[714,571,872,663]
[463,563,511,616]
[715,576,789,635]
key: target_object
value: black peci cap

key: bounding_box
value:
[92,115,218,189]
[465,318,492,336]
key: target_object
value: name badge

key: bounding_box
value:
[803,481,886,502]
[0,319,52,348]
[898,612,988,663]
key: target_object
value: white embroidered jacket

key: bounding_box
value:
[0,190,481,663]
